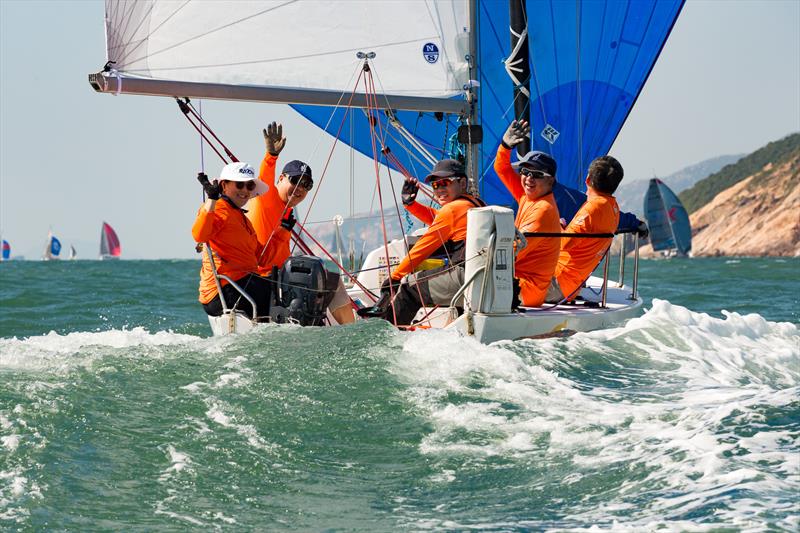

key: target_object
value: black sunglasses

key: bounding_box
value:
[223,180,257,191]
[288,174,314,191]
[520,168,550,179]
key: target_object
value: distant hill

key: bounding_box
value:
[680,133,800,214]
[615,154,742,216]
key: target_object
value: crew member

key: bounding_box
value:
[379,159,485,325]
[246,122,355,324]
[191,162,276,319]
[494,120,561,307]
[547,155,625,302]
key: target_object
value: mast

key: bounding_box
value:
[508,0,531,156]
[466,0,481,194]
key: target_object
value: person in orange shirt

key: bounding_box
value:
[246,122,355,324]
[494,119,562,307]
[375,159,485,325]
[191,162,277,320]
[546,155,624,303]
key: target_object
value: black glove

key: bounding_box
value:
[263,121,286,156]
[401,178,419,206]
[636,220,649,239]
[197,172,221,200]
[280,211,297,232]
[380,276,402,295]
[501,119,530,149]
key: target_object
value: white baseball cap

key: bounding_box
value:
[219,162,268,196]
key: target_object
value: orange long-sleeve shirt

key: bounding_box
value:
[391,195,480,281]
[494,145,561,306]
[191,199,271,304]
[555,193,619,299]
[245,152,293,275]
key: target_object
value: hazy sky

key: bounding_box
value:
[1,0,798,259]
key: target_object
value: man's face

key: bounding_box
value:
[276,173,312,208]
[429,176,467,205]
[519,167,554,199]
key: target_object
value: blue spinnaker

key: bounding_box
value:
[1,240,9,260]
[293,0,684,207]
[644,178,691,255]
[50,237,62,257]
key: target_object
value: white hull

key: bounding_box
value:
[206,207,643,342]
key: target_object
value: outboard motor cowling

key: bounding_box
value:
[277,256,336,326]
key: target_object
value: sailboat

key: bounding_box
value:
[89,0,684,340]
[1,240,10,262]
[42,231,62,261]
[99,222,121,260]
[68,245,77,260]
[643,178,692,257]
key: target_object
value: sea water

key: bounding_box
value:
[0,258,797,531]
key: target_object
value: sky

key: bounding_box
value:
[1,0,798,260]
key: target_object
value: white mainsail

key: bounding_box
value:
[103,0,470,102]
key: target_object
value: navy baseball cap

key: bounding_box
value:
[424,159,467,184]
[282,160,312,179]
[512,151,557,176]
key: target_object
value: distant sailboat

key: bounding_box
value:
[643,178,692,257]
[68,245,77,260]
[1,240,10,262]
[43,231,62,261]
[99,222,121,260]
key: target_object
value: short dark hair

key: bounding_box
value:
[587,156,624,194]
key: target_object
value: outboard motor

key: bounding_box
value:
[275,255,336,326]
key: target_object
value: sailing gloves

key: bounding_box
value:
[501,119,530,149]
[636,220,649,239]
[197,172,221,200]
[280,211,297,232]
[401,178,419,206]
[263,121,286,156]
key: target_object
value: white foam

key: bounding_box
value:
[1,435,20,452]
[394,300,799,527]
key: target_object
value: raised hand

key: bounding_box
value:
[197,172,221,200]
[263,121,286,156]
[401,177,419,206]
[502,119,530,148]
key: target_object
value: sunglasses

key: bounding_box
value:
[430,177,458,190]
[223,180,257,191]
[288,174,314,191]
[520,168,551,180]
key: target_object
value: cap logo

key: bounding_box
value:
[300,164,307,174]
[239,166,254,176]
[423,43,439,64]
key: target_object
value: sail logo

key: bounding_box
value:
[541,124,560,144]
[422,43,439,64]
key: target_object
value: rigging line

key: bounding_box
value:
[367,69,456,277]
[121,0,299,68]
[363,66,399,323]
[294,222,377,300]
[179,107,229,164]
[183,99,238,161]
[293,68,366,238]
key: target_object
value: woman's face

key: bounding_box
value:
[221,180,254,208]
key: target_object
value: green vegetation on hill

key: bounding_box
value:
[679,133,800,213]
